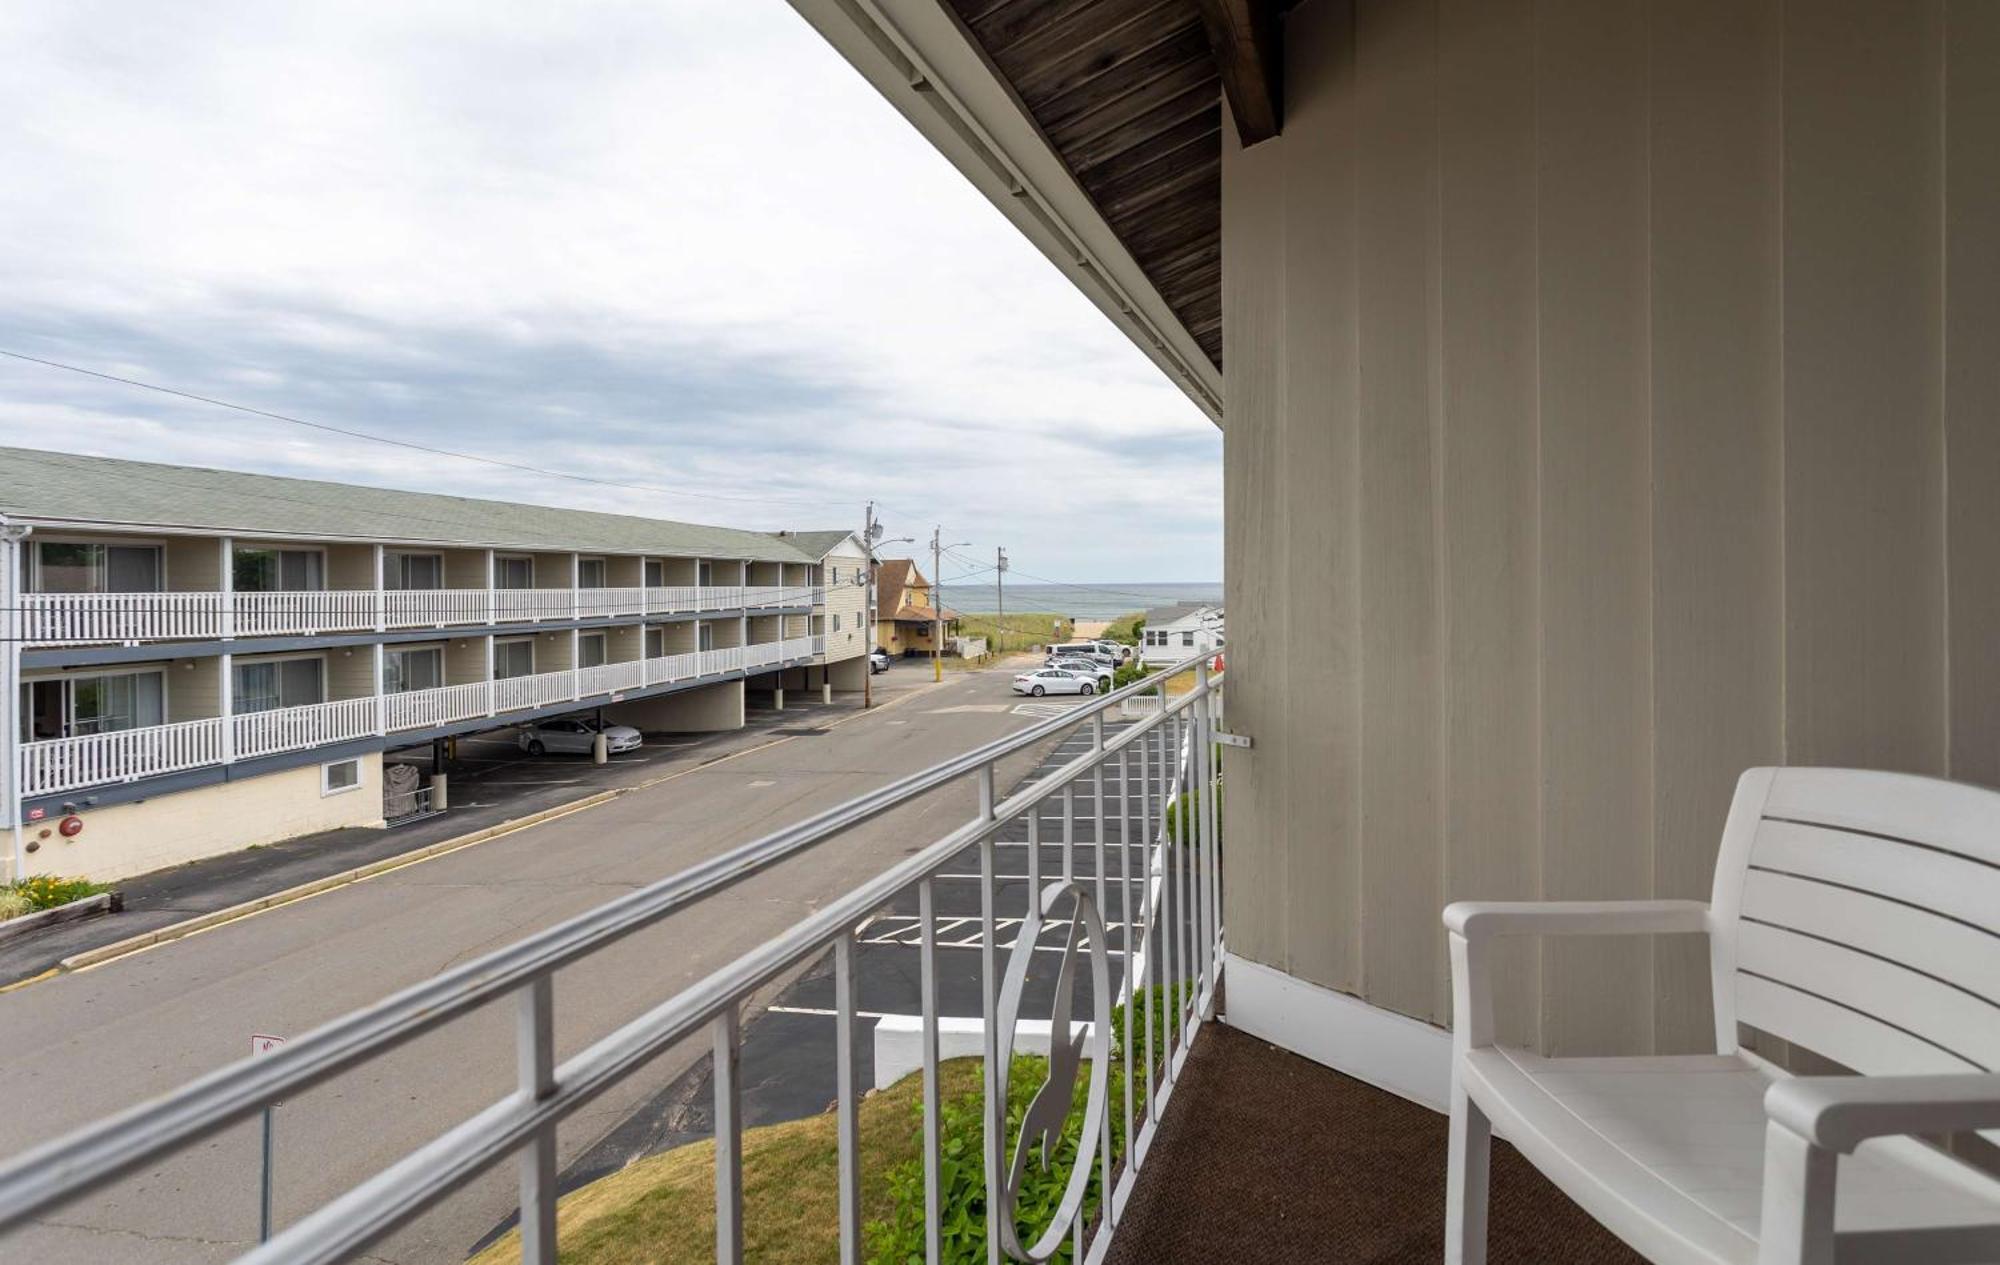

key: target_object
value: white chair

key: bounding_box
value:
[1443,767,2000,1264]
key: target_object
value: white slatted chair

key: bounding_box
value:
[1443,768,2000,1265]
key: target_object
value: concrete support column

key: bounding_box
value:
[823,681,833,705]
[592,732,608,765]
[429,772,448,812]
[774,686,784,712]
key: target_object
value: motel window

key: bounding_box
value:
[322,758,361,796]
[698,623,715,652]
[235,547,324,593]
[383,646,444,694]
[832,614,841,632]
[698,561,713,587]
[233,657,324,714]
[578,558,607,588]
[644,559,664,587]
[33,541,161,594]
[578,633,608,669]
[23,670,167,740]
[495,556,533,589]
[494,639,535,679]
[830,566,840,585]
[386,552,444,590]
[644,627,666,658]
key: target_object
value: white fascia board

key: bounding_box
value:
[786,0,1224,426]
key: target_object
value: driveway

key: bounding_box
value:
[0,659,1068,1264]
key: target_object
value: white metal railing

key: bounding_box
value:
[22,586,790,644]
[18,717,227,797]
[811,634,826,656]
[491,589,574,622]
[645,585,701,614]
[742,641,782,671]
[232,698,376,761]
[577,659,646,697]
[382,682,490,732]
[699,645,745,675]
[0,656,1226,1265]
[21,591,224,643]
[235,591,379,636]
[493,669,576,714]
[381,589,489,629]
[576,588,646,619]
[644,651,699,685]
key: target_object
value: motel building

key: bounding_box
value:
[0,447,872,884]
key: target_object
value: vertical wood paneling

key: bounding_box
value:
[1534,0,1654,1056]
[1782,0,1946,774]
[1946,1,2000,790]
[1437,0,1541,1048]
[1278,0,1363,990]
[1219,71,1292,971]
[1647,0,1783,1054]
[1355,0,1444,1022]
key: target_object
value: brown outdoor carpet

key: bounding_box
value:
[1103,1023,1646,1264]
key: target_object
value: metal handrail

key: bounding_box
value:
[0,653,1226,1265]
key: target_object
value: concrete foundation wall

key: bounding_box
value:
[1223,0,2000,1059]
[22,755,385,883]
[828,655,869,693]
[604,680,744,733]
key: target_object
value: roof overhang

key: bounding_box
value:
[788,0,1225,424]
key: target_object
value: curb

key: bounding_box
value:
[57,790,620,974]
[0,892,119,945]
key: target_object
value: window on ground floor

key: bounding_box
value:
[233,657,324,713]
[33,540,162,593]
[321,758,361,795]
[494,638,534,679]
[1182,631,1195,647]
[383,646,444,694]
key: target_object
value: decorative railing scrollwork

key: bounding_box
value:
[993,879,1115,1262]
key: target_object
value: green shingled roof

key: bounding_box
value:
[768,529,864,558]
[0,447,817,562]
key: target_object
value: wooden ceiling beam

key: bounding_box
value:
[1192,0,1283,145]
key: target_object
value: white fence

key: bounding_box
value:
[21,592,225,643]
[382,589,489,629]
[232,698,376,761]
[491,590,575,623]
[493,670,575,714]
[236,591,379,636]
[576,588,646,619]
[577,660,647,697]
[700,646,745,675]
[645,652,700,685]
[19,717,226,797]
[382,682,490,732]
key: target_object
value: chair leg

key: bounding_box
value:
[1446,1080,1492,1265]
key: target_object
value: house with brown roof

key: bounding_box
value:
[871,558,955,658]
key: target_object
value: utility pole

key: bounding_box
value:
[862,503,880,709]
[931,525,943,684]
[996,546,1008,651]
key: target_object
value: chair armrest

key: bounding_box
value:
[1765,1074,2000,1153]
[1443,899,1710,941]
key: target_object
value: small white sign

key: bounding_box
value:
[250,1034,286,1058]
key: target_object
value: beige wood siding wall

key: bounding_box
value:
[1224,0,1999,1056]
[822,547,870,661]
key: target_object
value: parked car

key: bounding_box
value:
[1047,642,1117,668]
[1092,639,1133,663]
[518,717,643,755]
[1045,656,1113,687]
[1012,667,1098,697]
[869,648,891,673]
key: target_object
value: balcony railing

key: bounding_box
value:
[17,642,812,796]
[233,697,376,761]
[0,657,1227,1265]
[21,586,800,645]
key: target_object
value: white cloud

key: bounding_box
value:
[0,0,1220,584]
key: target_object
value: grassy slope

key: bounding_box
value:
[953,612,1072,653]
[470,1061,985,1265]
[1099,611,1144,644]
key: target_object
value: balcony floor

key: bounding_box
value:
[1106,1022,1644,1264]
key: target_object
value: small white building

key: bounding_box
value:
[1138,603,1223,667]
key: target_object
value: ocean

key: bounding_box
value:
[938,581,1223,622]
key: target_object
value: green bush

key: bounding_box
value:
[4,874,109,915]
[1110,660,1152,691]
[868,988,1199,1265]
[1164,781,1223,846]
[0,890,32,921]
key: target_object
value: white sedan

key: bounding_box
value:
[519,717,643,755]
[1012,667,1099,697]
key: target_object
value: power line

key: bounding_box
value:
[0,348,872,514]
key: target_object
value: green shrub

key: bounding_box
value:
[1164,781,1223,846]
[5,875,109,913]
[1110,660,1151,691]
[0,890,32,921]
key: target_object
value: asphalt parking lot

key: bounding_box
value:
[555,678,1201,1194]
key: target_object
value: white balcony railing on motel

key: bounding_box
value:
[21,586,819,645]
[0,657,1227,1265]
[17,642,821,797]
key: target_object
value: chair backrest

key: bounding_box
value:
[1709,768,2000,1074]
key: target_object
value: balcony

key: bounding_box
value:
[17,640,822,797]
[20,586,825,646]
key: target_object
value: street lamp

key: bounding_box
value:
[862,513,914,708]
[931,529,971,683]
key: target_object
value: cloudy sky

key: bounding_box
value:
[0,1,1220,585]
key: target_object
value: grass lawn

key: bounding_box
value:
[953,612,1072,654]
[1099,611,1144,644]
[469,1060,985,1265]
